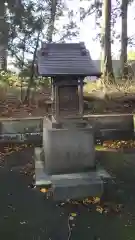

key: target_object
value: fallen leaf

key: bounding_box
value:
[20,221,27,225]
[60,203,65,206]
[40,188,48,193]
[83,197,100,205]
[92,197,100,204]
[96,206,104,214]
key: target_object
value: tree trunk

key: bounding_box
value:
[20,37,26,102]
[120,0,128,79]
[47,0,57,42]
[0,2,8,71]
[101,0,114,83]
[24,32,40,103]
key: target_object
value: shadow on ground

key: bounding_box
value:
[0,147,135,240]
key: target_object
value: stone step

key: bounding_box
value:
[34,148,111,201]
[6,98,19,103]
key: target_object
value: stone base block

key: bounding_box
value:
[43,121,95,175]
[52,173,103,201]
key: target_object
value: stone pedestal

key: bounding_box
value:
[43,118,95,175]
[34,118,111,201]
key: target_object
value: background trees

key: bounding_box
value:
[81,0,135,83]
[0,0,135,99]
[1,0,79,101]
[101,0,114,81]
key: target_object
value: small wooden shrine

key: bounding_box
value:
[37,42,101,123]
[35,42,110,201]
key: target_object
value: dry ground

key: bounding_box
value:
[1,81,135,118]
[1,88,135,118]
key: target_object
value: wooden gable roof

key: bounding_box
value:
[37,42,101,77]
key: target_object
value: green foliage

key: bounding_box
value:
[128,51,135,60]
[80,0,102,21]
[0,70,19,87]
[0,69,51,89]
[7,0,79,68]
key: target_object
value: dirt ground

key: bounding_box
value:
[1,86,135,118]
[1,98,135,118]
[0,146,135,240]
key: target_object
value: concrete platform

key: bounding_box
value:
[35,148,111,201]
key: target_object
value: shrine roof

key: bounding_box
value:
[37,42,101,77]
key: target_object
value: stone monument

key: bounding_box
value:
[35,42,110,201]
